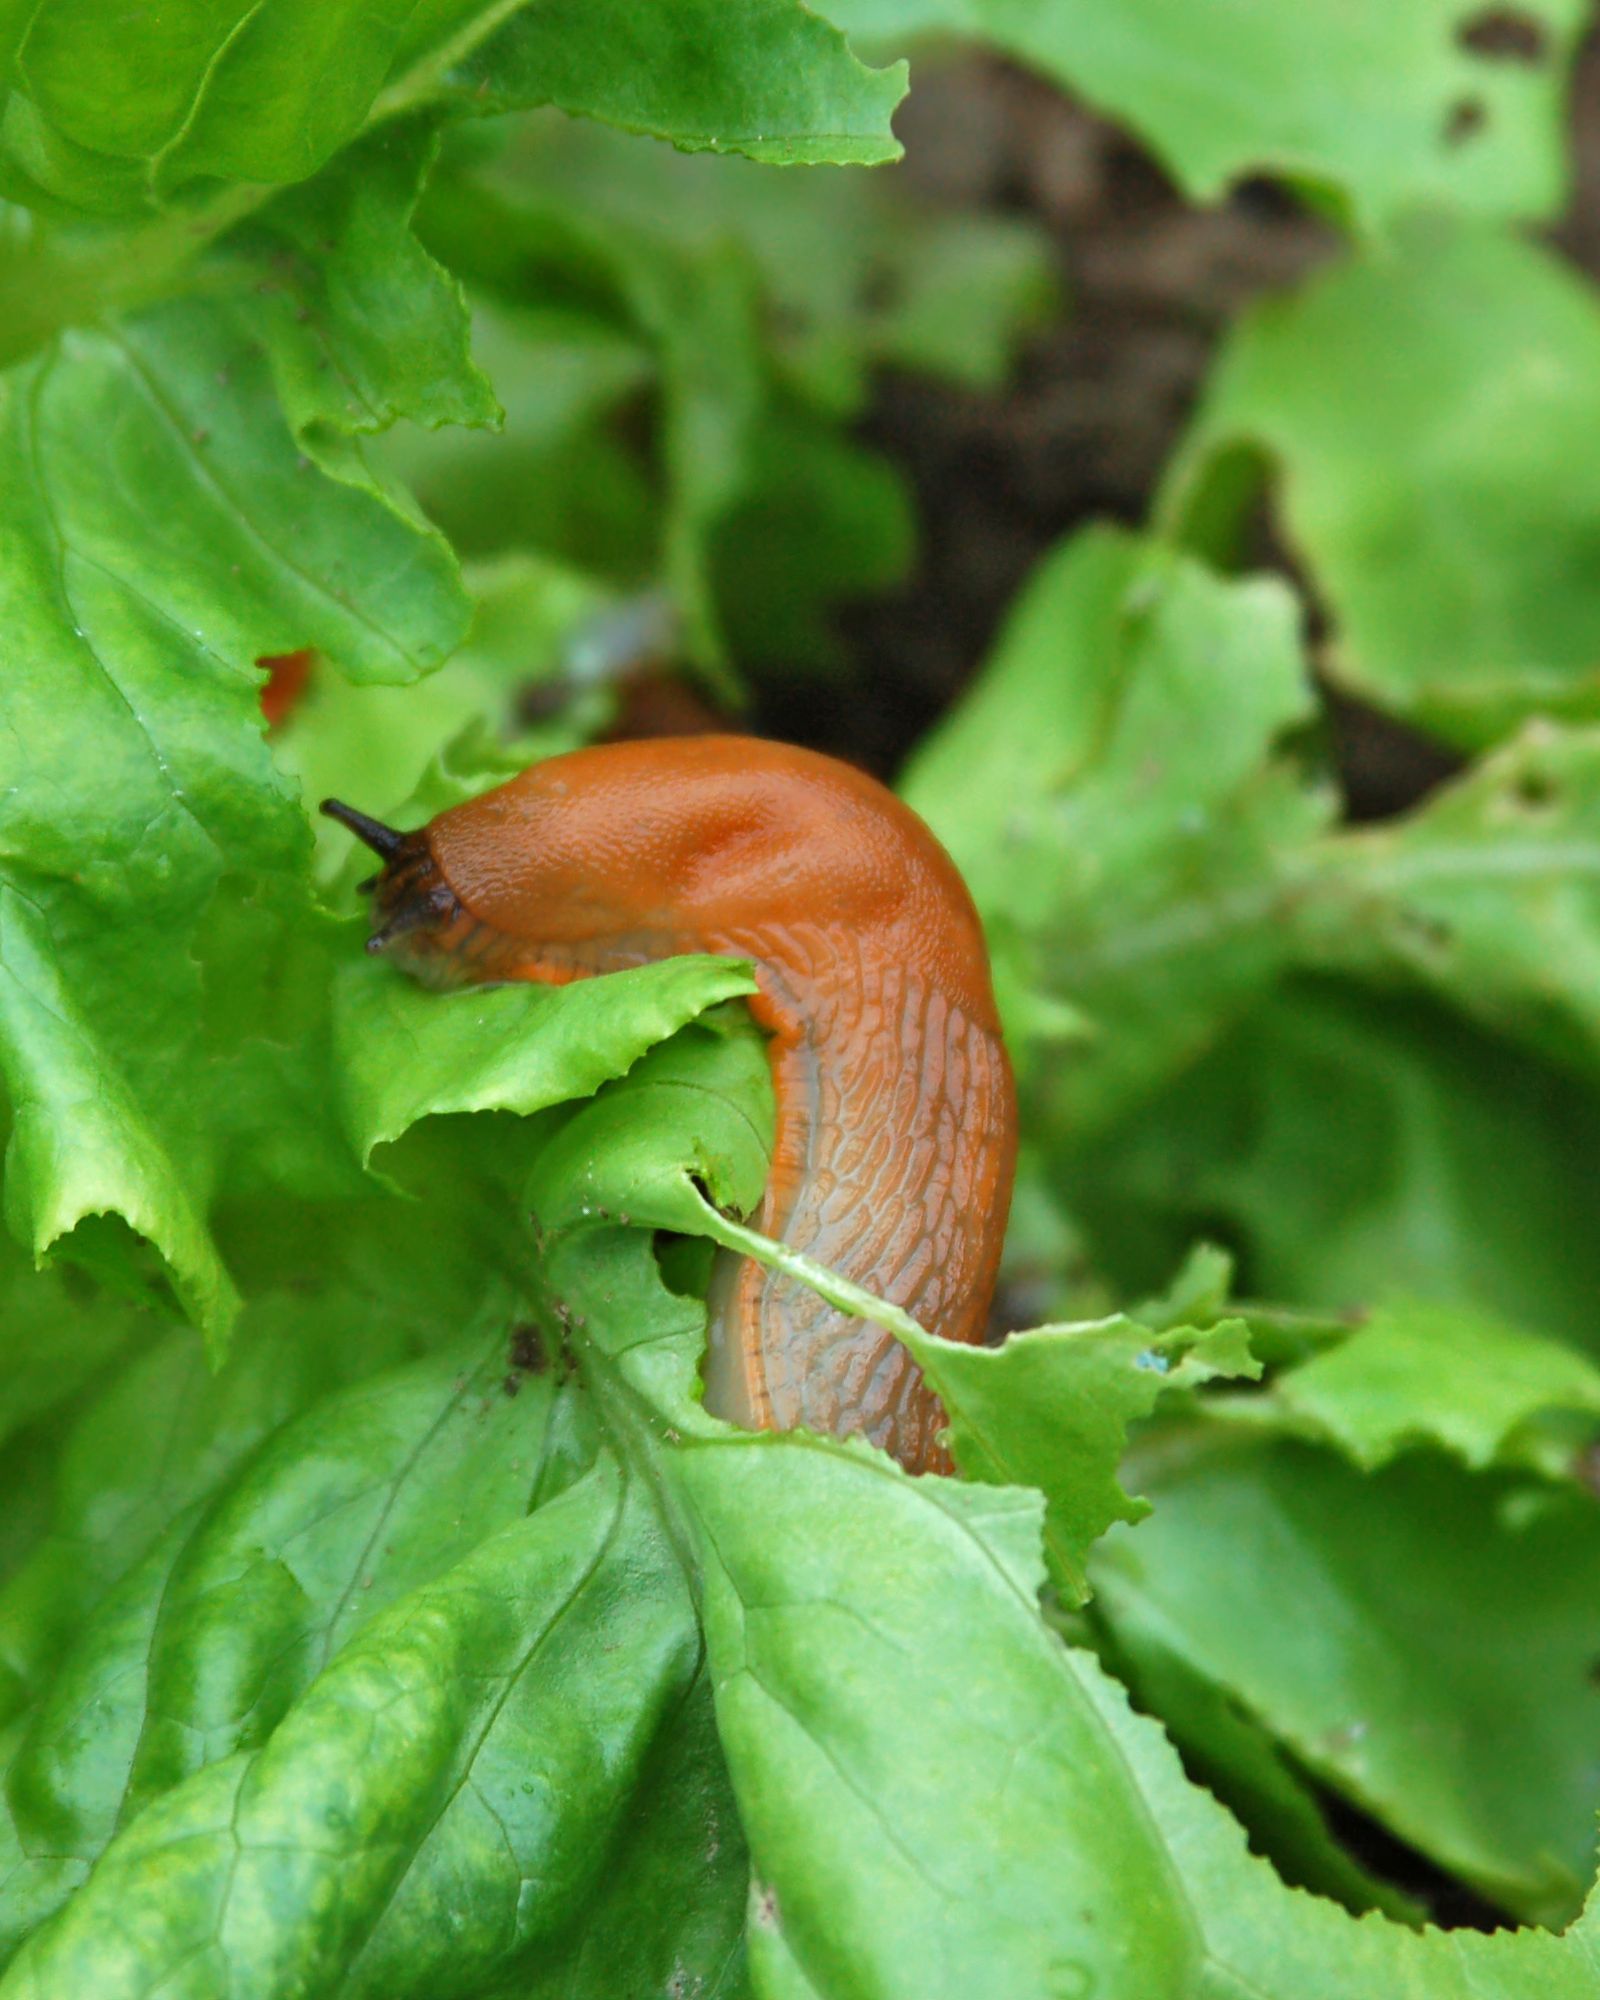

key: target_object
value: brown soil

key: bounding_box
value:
[760,32,1600,811]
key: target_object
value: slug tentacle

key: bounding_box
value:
[327,737,1017,1473]
[320,801,469,970]
[320,798,408,858]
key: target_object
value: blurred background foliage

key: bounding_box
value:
[7,0,1600,1960]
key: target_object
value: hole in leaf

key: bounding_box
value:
[1227,175,1305,224]
[1443,94,1490,144]
[689,1170,735,1218]
[653,1229,716,1300]
[1457,7,1550,62]
[1512,767,1560,810]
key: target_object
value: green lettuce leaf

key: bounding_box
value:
[0,300,467,1345]
[907,1311,1258,1604]
[329,951,1600,1995]
[1093,1611,1425,1921]
[224,116,500,448]
[428,0,906,168]
[1253,1297,1600,1480]
[825,0,1590,234]
[498,114,1057,416]
[1074,981,1600,1352]
[0,0,904,216]
[1296,723,1600,1080]
[902,522,1331,1134]
[682,1420,1600,1993]
[0,980,771,1991]
[2,1463,731,1999]
[907,525,1600,1357]
[1094,1427,1600,1926]
[1163,223,1600,747]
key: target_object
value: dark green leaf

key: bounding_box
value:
[0,0,903,216]
[436,0,906,169]
[1073,981,1600,1352]
[1094,1429,1600,1925]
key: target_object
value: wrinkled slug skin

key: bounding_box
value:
[380,735,1017,1472]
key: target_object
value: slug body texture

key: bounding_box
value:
[370,735,1017,1471]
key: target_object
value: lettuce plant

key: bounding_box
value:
[4,5,1600,1995]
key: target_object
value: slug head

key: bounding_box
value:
[320,799,472,984]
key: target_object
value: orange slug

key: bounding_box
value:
[324,736,1016,1472]
[258,648,313,728]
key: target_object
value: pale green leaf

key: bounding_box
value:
[904,1311,1259,1603]
[1163,224,1600,746]
[902,523,1330,1133]
[827,0,1589,233]
[337,955,760,1161]
[1264,1297,1600,1478]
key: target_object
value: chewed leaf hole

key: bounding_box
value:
[689,1170,740,1220]
[653,1229,715,1300]
[1512,769,1560,810]
[1443,95,1490,145]
[1456,6,1550,63]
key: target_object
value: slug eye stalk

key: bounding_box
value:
[321,796,466,974]
[320,798,408,858]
